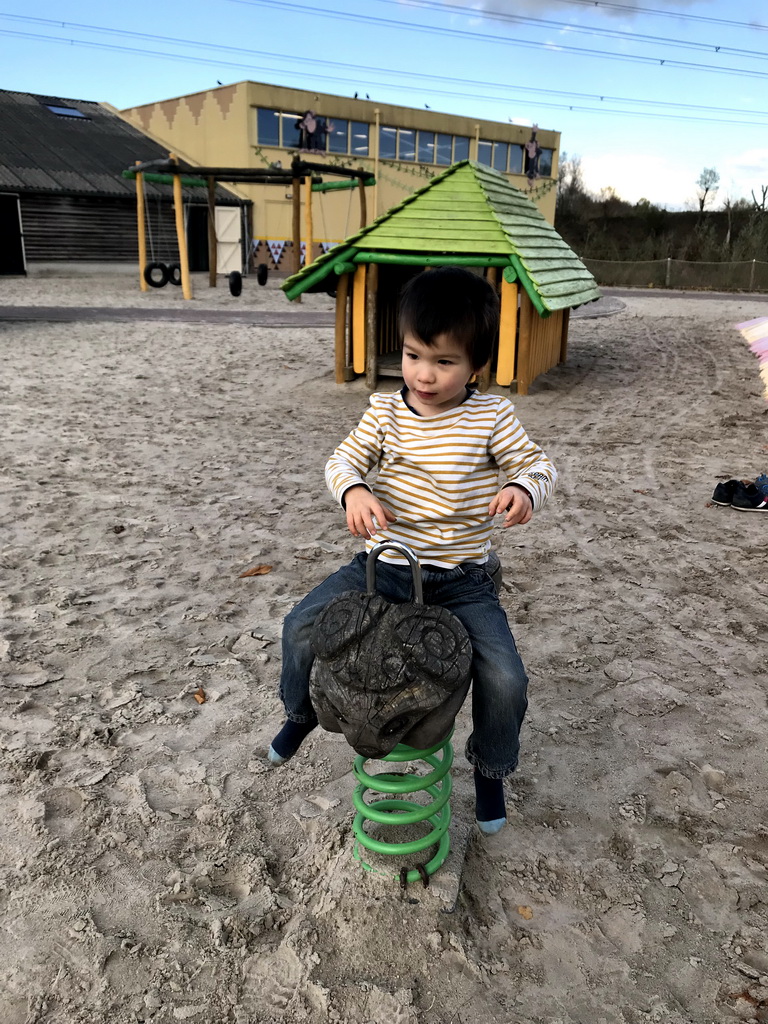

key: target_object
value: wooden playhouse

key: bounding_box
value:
[282,160,601,394]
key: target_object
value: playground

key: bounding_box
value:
[2,276,768,1023]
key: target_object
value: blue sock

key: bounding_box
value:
[474,769,506,834]
[268,719,317,765]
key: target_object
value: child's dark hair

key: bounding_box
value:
[398,267,500,371]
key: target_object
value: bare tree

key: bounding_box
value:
[696,167,720,212]
[751,185,768,212]
[556,152,588,217]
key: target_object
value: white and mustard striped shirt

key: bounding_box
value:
[325,389,556,566]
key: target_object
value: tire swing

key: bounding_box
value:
[228,271,243,296]
[144,261,170,288]
[142,196,180,289]
[256,263,269,286]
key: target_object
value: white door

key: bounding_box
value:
[215,207,242,274]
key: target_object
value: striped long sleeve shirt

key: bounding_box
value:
[325,389,556,566]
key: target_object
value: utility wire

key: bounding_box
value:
[226,0,768,82]
[5,26,768,128]
[3,12,768,120]
[552,0,768,33]
[380,0,768,63]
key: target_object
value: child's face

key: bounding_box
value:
[402,331,475,417]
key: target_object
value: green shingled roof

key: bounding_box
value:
[282,160,600,313]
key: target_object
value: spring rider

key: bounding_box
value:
[309,541,474,886]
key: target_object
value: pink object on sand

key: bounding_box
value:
[735,317,768,399]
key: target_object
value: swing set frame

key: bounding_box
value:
[124,155,375,300]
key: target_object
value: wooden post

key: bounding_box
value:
[559,308,570,364]
[207,176,217,288]
[373,108,380,218]
[170,154,192,301]
[334,272,350,384]
[292,172,302,302]
[292,174,302,274]
[365,262,379,390]
[496,276,519,388]
[358,176,367,229]
[517,291,533,395]
[304,174,314,268]
[135,162,148,293]
[352,264,367,375]
[479,267,498,391]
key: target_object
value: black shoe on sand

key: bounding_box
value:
[732,482,768,512]
[712,479,741,506]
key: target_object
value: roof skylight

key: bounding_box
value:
[45,105,87,118]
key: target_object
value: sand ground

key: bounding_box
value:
[2,274,768,1024]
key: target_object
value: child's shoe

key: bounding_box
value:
[268,720,317,765]
[474,768,507,834]
[731,482,768,512]
[711,479,741,506]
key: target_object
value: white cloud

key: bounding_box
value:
[579,152,697,208]
[722,148,768,186]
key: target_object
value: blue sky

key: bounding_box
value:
[2,0,767,209]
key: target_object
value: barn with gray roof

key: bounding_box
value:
[0,89,245,274]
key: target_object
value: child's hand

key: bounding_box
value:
[489,484,533,527]
[344,486,397,539]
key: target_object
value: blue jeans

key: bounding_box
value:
[279,552,528,779]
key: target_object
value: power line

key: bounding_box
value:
[5,24,768,127]
[553,0,768,33]
[226,0,768,83]
[378,0,768,63]
[4,12,768,121]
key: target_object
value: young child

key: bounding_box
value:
[269,267,556,834]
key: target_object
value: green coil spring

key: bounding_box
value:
[351,728,454,884]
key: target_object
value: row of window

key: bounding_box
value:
[255,107,554,176]
[477,139,554,178]
[257,108,370,155]
[378,126,469,165]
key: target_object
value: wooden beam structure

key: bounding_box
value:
[352,264,367,375]
[365,263,379,390]
[334,272,350,384]
[170,154,192,301]
[496,275,519,388]
[135,163,148,293]
[207,176,217,288]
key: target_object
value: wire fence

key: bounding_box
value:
[582,258,768,293]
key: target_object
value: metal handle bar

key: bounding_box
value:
[366,541,423,605]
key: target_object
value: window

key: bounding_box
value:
[45,104,87,118]
[398,128,415,161]
[418,131,435,163]
[257,108,280,146]
[453,136,470,162]
[493,142,509,173]
[508,145,524,174]
[379,125,397,159]
[477,139,492,166]
[328,118,348,153]
[281,111,302,149]
[523,144,554,178]
[351,121,369,156]
[435,133,452,165]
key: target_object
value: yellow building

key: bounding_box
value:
[121,81,559,272]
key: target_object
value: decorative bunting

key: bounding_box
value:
[300,241,307,266]
[267,240,287,265]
